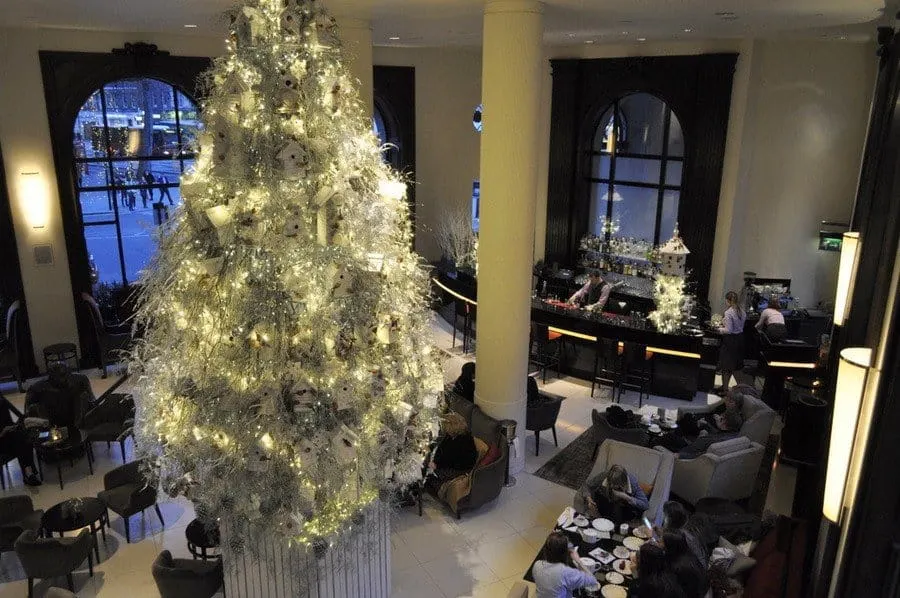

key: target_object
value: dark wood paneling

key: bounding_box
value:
[39,48,212,365]
[545,54,738,300]
[373,65,416,237]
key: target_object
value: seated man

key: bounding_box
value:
[0,392,42,486]
[25,362,95,440]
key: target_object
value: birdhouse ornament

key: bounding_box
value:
[658,225,690,278]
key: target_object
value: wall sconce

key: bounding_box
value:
[20,171,49,229]
[833,232,860,326]
[823,347,872,524]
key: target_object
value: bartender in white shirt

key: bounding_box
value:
[567,269,612,311]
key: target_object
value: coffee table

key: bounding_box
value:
[36,435,94,490]
[42,497,108,562]
[524,508,652,597]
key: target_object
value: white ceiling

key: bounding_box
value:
[0,0,889,46]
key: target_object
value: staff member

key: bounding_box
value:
[567,269,611,310]
[755,295,787,342]
[716,291,746,394]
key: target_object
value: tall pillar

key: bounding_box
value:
[337,18,374,116]
[474,0,544,475]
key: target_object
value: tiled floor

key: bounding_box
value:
[0,316,796,597]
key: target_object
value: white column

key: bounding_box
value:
[337,17,374,116]
[474,0,544,475]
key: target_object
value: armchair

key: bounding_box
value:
[15,529,94,598]
[152,549,224,598]
[80,292,131,378]
[659,436,765,505]
[0,496,44,554]
[574,439,674,526]
[589,409,650,460]
[81,393,135,463]
[677,384,775,446]
[526,389,564,456]
[97,458,163,542]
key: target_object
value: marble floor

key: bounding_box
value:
[0,316,796,597]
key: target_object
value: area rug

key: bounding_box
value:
[534,429,781,512]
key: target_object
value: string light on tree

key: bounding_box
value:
[131,0,441,553]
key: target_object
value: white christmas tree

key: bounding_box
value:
[649,275,687,334]
[131,0,441,550]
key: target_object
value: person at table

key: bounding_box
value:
[630,543,687,598]
[532,531,600,598]
[678,388,745,438]
[584,464,649,522]
[567,269,611,310]
[25,362,95,440]
[663,530,710,598]
[0,392,43,486]
[424,413,478,493]
[755,295,788,342]
[452,362,476,403]
[661,502,707,563]
[715,291,746,394]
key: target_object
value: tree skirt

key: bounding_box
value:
[221,501,390,598]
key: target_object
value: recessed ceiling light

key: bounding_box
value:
[585,40,594,44]
[568,33,576,38]
[184,24,198,28]
[637,37,647,42]
[389,36,400,41]
[839,35,847,40]
[683,28,693,33]
[621,31,629,35]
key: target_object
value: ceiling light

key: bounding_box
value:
[389,36,400,41]
[684,28,693,33]
[621,31,628,35]
[568,33,576,38]
[637,37,647,42]
[585,40,594,44]
[184,24,198,28]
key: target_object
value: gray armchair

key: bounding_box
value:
[15,529,94,598]
[574,439,674,526]
[676,384,775,446]
[0,496,43,554]
[97,458,163,542]
[589,409,650,459]
[81,393,135,463]
[152,549,224,598]
[658,436,765,505]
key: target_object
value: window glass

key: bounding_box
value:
[668,114,685,157]
[73,78,200,287]
[665,161,683,187]
[659,190,680,242]
[618,94,666,156]
[610,185,659,243]
[613,157,661,185]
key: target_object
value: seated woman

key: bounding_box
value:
[661,501,707,563]
[663,530,710,598]
[584,464,649,522]
[424,413,478,493]
[452,362,476,403]
[630,543,687,598]
[0,392,42,486]
[532,531,599,598]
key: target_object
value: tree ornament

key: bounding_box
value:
[331,424,359,465]
[280,8,305,37]
[278,142,310,179]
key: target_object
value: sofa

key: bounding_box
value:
[659,436,765,505]
[574,439,674,526]
[430,392,509,518]
[589,409,650,459]
[742,516,807,598]
[677,384,776,446]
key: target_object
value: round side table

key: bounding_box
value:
[43,343,78,371]
[185,518,221,560]
[42,497,108,562]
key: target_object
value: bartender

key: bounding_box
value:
[567,269,611,311]
[755,295,788,342]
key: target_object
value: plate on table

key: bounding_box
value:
[602,585,628,598]
[623,536,645,551]
[612,559,633,576]
[579,557,599,573]
[648,424,662,433]
[633,525,652,539]
[605,572,625,585]
[592,518,615,532]
[613,546,630,559]
[573,515,590,527]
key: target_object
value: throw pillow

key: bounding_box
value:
[719,536,757,576]
[478,443,501,467]
[638,482,654,497]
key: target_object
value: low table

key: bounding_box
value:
[36,435,94,490]
[186,519,222,560]
[525,509,651,597]
[43,497,108,562]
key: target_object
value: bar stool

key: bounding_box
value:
[43,343,78,371]
[452,300,475,354]
[529,322,562,382]
[591,338,623,399]
[618,342,654,407]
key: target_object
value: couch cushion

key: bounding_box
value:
[478,443,501,468]
[471,408,500,445]
[742,396,768,420]
[708,437,752,456]
[606,443,661,486]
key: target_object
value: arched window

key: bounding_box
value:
[587,93,684,245]
[73,78,202,288]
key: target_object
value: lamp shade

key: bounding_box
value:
[833,232,860,326]
[823,347,872,524]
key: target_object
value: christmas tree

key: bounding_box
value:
[131,0,441,549]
